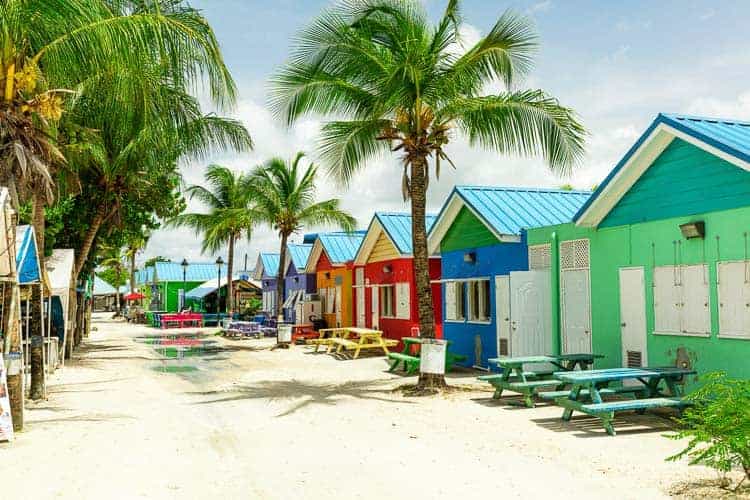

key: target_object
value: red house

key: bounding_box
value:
[352,213,442,348]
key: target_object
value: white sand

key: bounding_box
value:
[0,313,734,499]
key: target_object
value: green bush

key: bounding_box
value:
[667,372,750,488]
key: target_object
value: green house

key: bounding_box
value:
[138,261,229,312]
[526,113,750,383]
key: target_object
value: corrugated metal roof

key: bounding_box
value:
[186,275,260,299]
[287,244,312,270]
[92,275,117,296]
[259,253,280,277]
[375,212,437,254]
[451,186,591,235]
[150,261,229,282]
[319,231,366,264]
[15,225,41,284]
[575,113,750,222]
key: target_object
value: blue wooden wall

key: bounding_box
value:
[283,260,317,323]
[441,234,529,368]
[602,138,750,227]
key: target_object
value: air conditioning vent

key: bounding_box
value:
[626,350,642,368]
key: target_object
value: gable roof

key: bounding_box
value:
[92,275,117,296]
[576,113,750,227]
[305,231,366,272]
[46,249,75,294]
[15,225,42,284]
[186,276,260,300]
[287,243,313,271]
[427,186,591,253]
[355,212,438,265]
[253,253,280,280]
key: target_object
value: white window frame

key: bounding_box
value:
[467,279,491,323]
[380,285,396,318]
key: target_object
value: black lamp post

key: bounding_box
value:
[216,256,224,313]
[180,258,188,310]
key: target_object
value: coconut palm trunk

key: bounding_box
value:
[31,192,46,259]
[226,233,235,314]
[276,232,288,323]
[29,284,45,400]
[3,279,23,430]
[75,204,107,277]
[129,251,136,294]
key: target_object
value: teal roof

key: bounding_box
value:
[374,212,437,254]
[287,243,312,270]
[575,113,750,222]
[446,186,591,235]
[15,225,42,284]
[144,261,229,282]
[319,231,366,264]
[92,275,117,296]
[259,253,280,277]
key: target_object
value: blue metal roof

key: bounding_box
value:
[437,186,591,236]
[287,244,312,270]
[259,253,280,277]
[15,225,41,284]
[319,231,366,264]
[574,113,750,222]
[92,275,117,295]
[149,261,228,282]
[374,212,437,254]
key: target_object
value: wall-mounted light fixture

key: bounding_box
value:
[463,252,476,264]
[383,264,393,273]
[324,272,331,279]
[679,221,705,239]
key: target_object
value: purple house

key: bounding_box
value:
[283,243,316,323]
[253,252,280,316]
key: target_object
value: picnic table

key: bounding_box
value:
[551,367,696,436]
[223,321,261,339]
[291,324,318,344]
[479,354,604,408]
[387,337,468,375]
[327,328,398,359]
[160,313,203,329]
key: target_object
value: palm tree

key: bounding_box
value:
[249,153,356,323]
[167,165,256,314]
[270,0,586,388]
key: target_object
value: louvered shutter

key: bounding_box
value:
[396,282,410,319]
[445,282,456,320]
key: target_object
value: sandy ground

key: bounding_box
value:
[0,313,741,499]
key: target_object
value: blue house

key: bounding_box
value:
[427,186,591,368]
[282,243,316,323]
[254,253,281,315]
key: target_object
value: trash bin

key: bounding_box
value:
[420,338,447,375]
[277,323,293,343]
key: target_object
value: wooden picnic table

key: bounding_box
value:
[306,327,349,352]
[552,367,696,436]
[387,337,468,375]
[328,328,398,358]
[291,324,318,343]
[480,353,604,408]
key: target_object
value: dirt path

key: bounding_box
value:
[0,314,729,499]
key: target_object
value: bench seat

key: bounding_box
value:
[388,352,419,362]
[581,397,687,414]
[508,379,562,390]
[538,386,646,400]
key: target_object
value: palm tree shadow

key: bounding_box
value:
[186,378,411,417]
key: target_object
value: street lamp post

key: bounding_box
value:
[216,256,224,314]
[180,258,188,311]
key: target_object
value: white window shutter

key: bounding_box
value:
[335,286,342,324]
[654,266,680,333]
[445,282,456,320]
[396,282,410,319]
[681,264,711,334]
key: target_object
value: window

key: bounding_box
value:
[381,285,395,317]
[468,279,490,322]
[653,265,710,336]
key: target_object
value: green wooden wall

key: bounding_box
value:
[441,206,499,252]
[528,204,750,384]
[602,139,750,227]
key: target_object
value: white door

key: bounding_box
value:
[619,267,647,368]
[355,269,365,327]
[371,287,379,329]
[510,270,552,358]
[561,269,592,354]
[494,275,511,357]
[335,286,342,326]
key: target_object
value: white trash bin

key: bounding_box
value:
[419,339,447,375]
[277,323,293,343]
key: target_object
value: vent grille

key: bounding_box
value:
[626,350,643,368]
[560,239,590,270]
[498,339,509,356]
[528,244,551,270]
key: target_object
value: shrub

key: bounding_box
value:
[667,372,750,489]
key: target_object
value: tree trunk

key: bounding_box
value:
[3,280,23,431]
[65,283,77,360]
[29,284,45,400]
[129,250,136,294]
[31,192,46,263]
[74,204,107,278]
[410,156,446,390]
[226,233,235,314]
[276,233,288,322]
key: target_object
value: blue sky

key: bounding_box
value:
[146,0,750,264]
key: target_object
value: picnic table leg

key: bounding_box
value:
[601,412,617,436]
[523,390,534,408]
[562,384,583,421]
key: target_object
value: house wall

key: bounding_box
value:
[440,227,529,368]
[527,204,750,383]
[359,257,442,348]
[283,261,317,323]
[313,252,353,328]
[163,281,204,312]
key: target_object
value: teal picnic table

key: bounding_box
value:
[552,367,696,436]
[480,354,604,408]
[387,337,467,375]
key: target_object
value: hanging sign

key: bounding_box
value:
[0,353,14,442]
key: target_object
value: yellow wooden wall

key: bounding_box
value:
[369,232,400,263]
[316,267,354,327]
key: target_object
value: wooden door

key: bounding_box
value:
[371,287,379,329]
[355,268,365,327]
[510,270,552,359]
[494,275,511,357]
[619,267,647,368]
[561,269,592,354]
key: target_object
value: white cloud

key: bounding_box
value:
[685,91,750,120]
[526,1,553,15]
